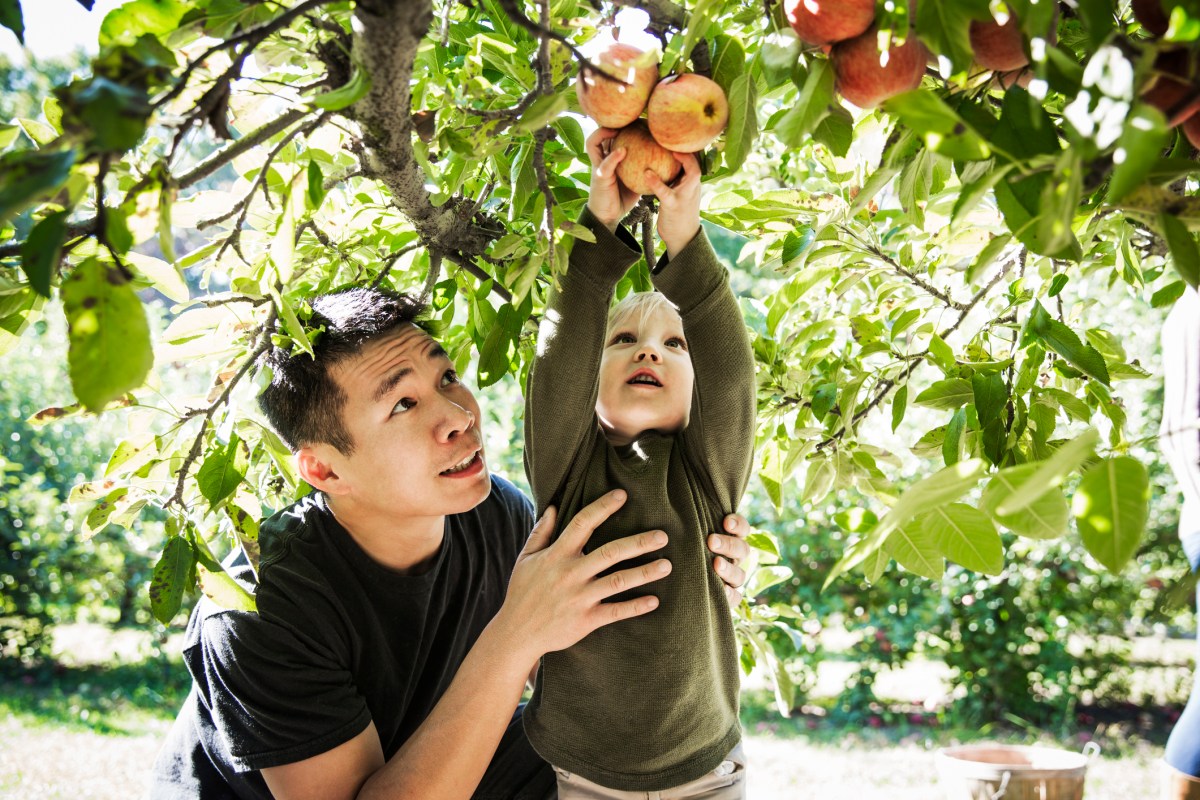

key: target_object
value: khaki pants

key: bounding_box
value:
[553,744,746,800]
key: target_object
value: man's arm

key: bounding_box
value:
[262,492,669,800]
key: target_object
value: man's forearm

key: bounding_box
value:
[359,621,533,800]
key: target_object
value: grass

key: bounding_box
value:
[0,623,1188,799]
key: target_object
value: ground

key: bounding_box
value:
[0,623,1187,798]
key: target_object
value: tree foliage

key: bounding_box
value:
[0,0,1194,695]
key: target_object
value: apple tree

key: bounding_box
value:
[0,0,1194,701]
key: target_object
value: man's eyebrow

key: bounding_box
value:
[372,343,449,402]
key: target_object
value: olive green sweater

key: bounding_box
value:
[522,208,756,791]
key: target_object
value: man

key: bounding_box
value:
[149,287,752,800]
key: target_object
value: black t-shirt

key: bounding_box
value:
[149,475,536,799]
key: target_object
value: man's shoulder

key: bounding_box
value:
[257,491,329,571]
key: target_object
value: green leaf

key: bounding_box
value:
[1022,301,1111,385]
[943,406,966,466]
[194,536,256,612]
[972,372,1007,429]
[553,117,586,159]
[914,0,991,75]
[993,427,1099,516]
[197,435,248,508]
[760,28,802,88]
[1151,280,1187,308]
[1036,151,1083,258]
[64,77,153,152]
[774,60,835,148]
[1108,106,1169,203]
[0,147,77,225]
[952,163,1014,230]
[812,106,853,157]
[62,257,155,412]
[311,63,372,111]
[17,117,57,147]
[981,463,1070,539]
[1075,0,1115,48]
[884,91,991,161]
[515,92,568,133]
[476,301,520,387]
[20,209,70,298]
[826,459,986,589]
[803,455,836,505]
[891,384,908,433]
[887,518,944,580]
[925,504,1003,574]
[1161,211,1200,289]
[99,0,187,46]
[272,287,314,358]
[914,378,973,410]
[0,123,19,150]
[0,287,45,357]
[306,159,326,211]
[1073,456,1149,573]
[710,34,746,98]
[723,73,758,173]
[0,0,24,43]
[811,382,837,419]
[149,535,195,625]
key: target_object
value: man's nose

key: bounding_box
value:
[439,398,475,441]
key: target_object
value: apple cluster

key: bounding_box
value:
[783,0,1044,108]
[1133,0,1200,147]
[575,41,729,196]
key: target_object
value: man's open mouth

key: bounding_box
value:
[441,451,480,475]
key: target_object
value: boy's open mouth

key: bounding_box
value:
[627,369,662,387]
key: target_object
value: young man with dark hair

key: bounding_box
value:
[149,285,752,800]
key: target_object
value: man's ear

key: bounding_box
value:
[296,445,348,495]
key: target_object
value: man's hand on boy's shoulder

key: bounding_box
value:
[712,513,751,607]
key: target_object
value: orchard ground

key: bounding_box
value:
[0,623,1188,799]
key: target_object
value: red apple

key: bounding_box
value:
[784,0,876,46]
[646,73,729,153]
[1133,0,1171,36]
[970,14,1029,72]
[1141,48,1198,126]
[1183,111,1200,147]
[613,120,682,196]
[830,26,930,109]
[575,42,659,128]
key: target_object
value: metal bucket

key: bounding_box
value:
[935,742,1101,800]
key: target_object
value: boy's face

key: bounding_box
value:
[321,324,491,521]
[596,302,694,445]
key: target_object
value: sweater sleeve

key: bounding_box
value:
[652,228,756,511]
[524,207,642,514]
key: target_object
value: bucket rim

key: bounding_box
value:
[935,743,1090,772]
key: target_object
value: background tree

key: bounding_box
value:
[0,0,1196,710]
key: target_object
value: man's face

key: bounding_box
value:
[325,324,490,521]
[596,302,694,445]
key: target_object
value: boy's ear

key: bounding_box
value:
[296,445,349,495]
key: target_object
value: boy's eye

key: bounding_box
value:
[441,368,459,386]
[667,337,687,349]
[609,332,636,346]
[392,398,416,415]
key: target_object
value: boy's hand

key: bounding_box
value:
[586,127,641,232]
[710,513,751,607]
[644,151,701,260]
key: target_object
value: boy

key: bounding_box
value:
[522,128,756,797]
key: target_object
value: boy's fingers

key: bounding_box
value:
[675,150,702,182]
[557,490,626,552]
[586,127,617,165]
[643,169,671,200]
[596,147,627,179]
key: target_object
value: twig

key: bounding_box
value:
[494,0,613,84]
[444,251,513,302]
[533,128,557,276]
[165,308,277,510]
[420,250,444,302]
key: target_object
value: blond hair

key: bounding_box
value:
[605,291,680,337]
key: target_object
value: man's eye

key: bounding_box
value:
[441,369,459,386]
[392,398,416,415]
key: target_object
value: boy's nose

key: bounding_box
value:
[635,349,660,362]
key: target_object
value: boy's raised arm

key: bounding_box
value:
[524,129,642,511]
[644,155,757,510]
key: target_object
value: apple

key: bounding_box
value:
[1133,0,1171,36]
[784,0,875,46]
[830,26,930,109]
[575,42,659,128]
[613,120,682,197]
[970,14,1028,72]
[646,73,729,153]
[1141,48,1198,126]
[1184,111,1200,148]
